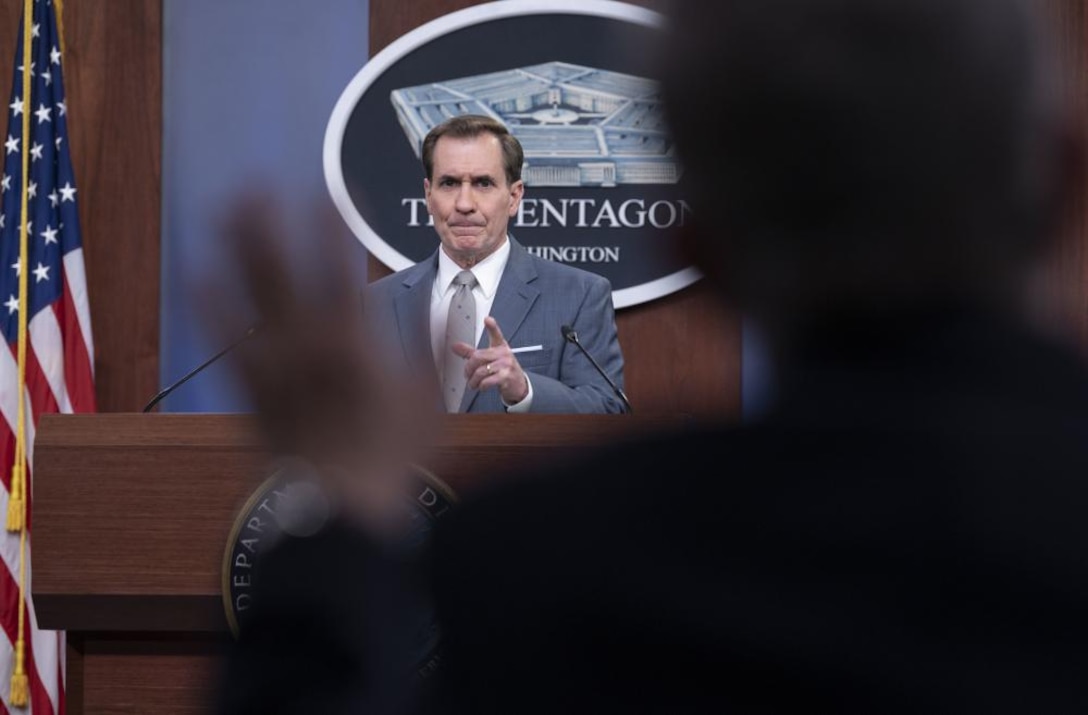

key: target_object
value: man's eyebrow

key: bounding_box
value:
[434,172,498,183]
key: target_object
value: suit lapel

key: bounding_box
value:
[463,237,540,412]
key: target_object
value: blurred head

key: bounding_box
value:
[660,0,1082,346]
[422,115,525,267]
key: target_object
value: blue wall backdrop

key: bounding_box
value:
[160,0,371,412]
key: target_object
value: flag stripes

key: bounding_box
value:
[0,0,97,712]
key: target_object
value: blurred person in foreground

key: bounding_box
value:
[212,0,1088,712]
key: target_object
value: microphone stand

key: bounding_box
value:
[561,324,633,414]
[142,325,260,413]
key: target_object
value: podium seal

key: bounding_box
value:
[221,459,457,678]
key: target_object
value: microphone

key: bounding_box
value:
[561,324,633,414]
[142,324,260,413]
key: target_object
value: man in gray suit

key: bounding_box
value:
[363,114,627,414]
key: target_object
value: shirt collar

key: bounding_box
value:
[436,238,510,300]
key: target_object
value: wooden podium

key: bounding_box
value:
[32,411,686,714]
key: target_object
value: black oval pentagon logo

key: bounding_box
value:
[324,0,702,309]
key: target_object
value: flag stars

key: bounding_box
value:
[32,263,50,283]
[27,181,37,199]
[4,135,18,155]
[50,46,60,65]
[55,136,62,150]
[17,61,35,78]
[31,23,40,39]
[10,261,18,277]
[9,98,22,117]
[41,69,51,87]
[58,182,76,202]
[40,225,57,244]
[30,142,43,161]
[57,101,66,117]
[4,295,17,315]
[1,175,10,192]
[47,190,58,207]
[35,104,51,124]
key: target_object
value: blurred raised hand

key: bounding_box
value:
[202,190,438,537]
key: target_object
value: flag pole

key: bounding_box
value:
[9,0,36,704]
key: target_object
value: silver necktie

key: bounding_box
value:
[443,269,478,412]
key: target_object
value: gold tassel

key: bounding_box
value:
[6,463,23,532]
[9,638,28,706]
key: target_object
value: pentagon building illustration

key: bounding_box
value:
[391,61,680,187]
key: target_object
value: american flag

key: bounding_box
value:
[0,0,96,713]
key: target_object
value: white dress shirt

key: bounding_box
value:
[430,238,533,411]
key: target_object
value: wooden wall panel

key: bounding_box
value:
[0,0,161,413]
[369,0,740,418]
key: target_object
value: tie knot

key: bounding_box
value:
[453,270,477,289]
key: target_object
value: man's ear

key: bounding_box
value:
[508,179,525,216]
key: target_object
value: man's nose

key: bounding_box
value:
[455,183,475,212]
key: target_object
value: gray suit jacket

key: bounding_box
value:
[363,237,626,414]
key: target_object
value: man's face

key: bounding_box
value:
[424,133,524,267]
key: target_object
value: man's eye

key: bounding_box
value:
[475,178,493,188]
[440,179,457,187]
